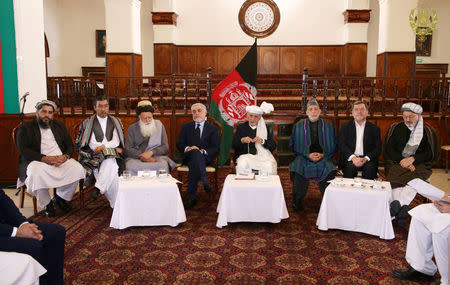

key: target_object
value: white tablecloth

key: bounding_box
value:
[0,251,46,285]
[216,175,289,228]
[110,176,186,229]
[316,178,395,240]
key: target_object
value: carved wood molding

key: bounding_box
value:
[343,9,371,23]
[152,12,178,26]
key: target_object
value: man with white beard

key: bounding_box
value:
[384,102,439,226]
[124,100,175,175]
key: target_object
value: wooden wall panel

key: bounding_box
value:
[385,52,415,77]
[238,46,251,62]
[154,44,174,75]
[259,47,280,74]
[300,46,323,75]
[217,47,238,74]
[376,53,383,77]
[196,47,218,74]
[280,47,301,74]
[134,54,142,77]
[342,43,367,76]
[323,46,342,75]
[177,47,197,74]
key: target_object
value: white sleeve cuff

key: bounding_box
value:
[184,146,189,153]
[364,156,370,161]
[348,154,356,161]
[11,227,18,237]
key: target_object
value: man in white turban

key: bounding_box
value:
[384,102,439,227]
[232,101,277,175]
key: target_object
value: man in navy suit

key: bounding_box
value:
[177,103,219,209]
[0,189,66,285]
[338,101,381,179]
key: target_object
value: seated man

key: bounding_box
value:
[0,189,66,285]
[289,98,337,211]
[338,100,381,179]
[232,101,277,175]
[124,100,175,175]
[384,102,439,226]
[17,100,85,217]
[393,198,449,284]
[76,95,124,207]
[176,103,219,210]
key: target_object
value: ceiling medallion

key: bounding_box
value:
[238,0,280,38]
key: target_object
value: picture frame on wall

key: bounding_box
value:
[96,30,106,58]
[416,34,432,57]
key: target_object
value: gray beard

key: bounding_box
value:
[139,120,156,137]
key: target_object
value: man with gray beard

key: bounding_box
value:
[124,100,175,175]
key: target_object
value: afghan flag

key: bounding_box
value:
[210,40,257,166]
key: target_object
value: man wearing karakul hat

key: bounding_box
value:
[232,101,277,175]
[124,100,176,174]
[16,100,85,217]
[289,98,337,211]
[384,102,439,227]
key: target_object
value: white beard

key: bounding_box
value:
[139,120,156,137]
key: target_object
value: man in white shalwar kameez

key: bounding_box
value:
[232,102,277,175]
[76,96,124,208]
[17,100,85,217]
[393,196,450,284]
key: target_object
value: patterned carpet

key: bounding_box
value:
[32,168,439,284]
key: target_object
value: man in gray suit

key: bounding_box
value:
[124,100,175,175]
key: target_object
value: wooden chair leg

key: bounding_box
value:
[32,196,38,215]
[79,179,85,208]
[19,186,25,208]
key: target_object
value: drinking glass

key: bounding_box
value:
[158,168,168,178]
[259,169,269,180]
[122,170,131,180]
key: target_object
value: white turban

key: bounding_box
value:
[246,101,274,115]
[401,102,423,114]
[35,100,57,110]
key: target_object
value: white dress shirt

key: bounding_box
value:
[88,115,120,150]
[348,120,370,161]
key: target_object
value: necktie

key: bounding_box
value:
[195,124,201,140]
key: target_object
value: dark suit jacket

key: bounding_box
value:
[17,119,74,181]
[338,120,381,168]
[0,189,28,237]
[232,121,276,163]
[176,121,219,165]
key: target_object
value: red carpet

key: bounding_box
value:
[32,169,438,284]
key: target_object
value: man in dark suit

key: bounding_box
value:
[338,100,381,179]
[176,103,219,209]
[0,189,66,285]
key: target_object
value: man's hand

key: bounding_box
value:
[400,156,415,168]
[16,223,43,241]
[434,200,450,214]
[351,157,367,168]
[309,152,323,162]
[408,164,416,172]
[241,137,253,144]
[115,147,123,154]
[93,145,106,154]
[186,146,200,152]
[139,151,153,162]
[252,136,263,144]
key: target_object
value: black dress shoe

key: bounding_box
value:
[390,200,401,217]
[53,195,71,212]
[396,205,409,227]
[393,266,434,281]
[91,187,100,200]
[203,183,213,193]
[184,199,197,210]
[45,201,56,218]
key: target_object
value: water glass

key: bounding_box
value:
[122,170,131,180]
[259,169,269,179]
[142,169,151,178]
[158,168,168,178]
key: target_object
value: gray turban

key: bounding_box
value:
[307,98,319,108]
[401,102,423,114]
[35,100,57,110]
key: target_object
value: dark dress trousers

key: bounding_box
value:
[17,119,74,182]
[176,121,219,199]
[0,189,66,285]
[231,121,276,163]
[338,120,381,179]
